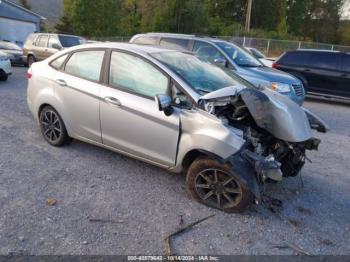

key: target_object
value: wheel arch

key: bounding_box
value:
[38,103,52,118]
[181,149,226,172]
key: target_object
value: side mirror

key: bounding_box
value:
[155,94,173,116]
[213,57,227,68]
[52,43,62,50]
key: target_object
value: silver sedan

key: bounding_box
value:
[27,43,324,212]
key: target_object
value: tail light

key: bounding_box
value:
[26,68,32,79]
[272,62,277,69]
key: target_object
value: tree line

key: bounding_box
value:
[55,0,349,45]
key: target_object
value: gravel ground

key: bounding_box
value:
[0,67,349,255]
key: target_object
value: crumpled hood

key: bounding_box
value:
[200,86,314,142]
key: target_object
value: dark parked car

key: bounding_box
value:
[0,41,24,65]
[23,33,86,67]
[273,50,350,102]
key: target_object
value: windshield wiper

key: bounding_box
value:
[238,64,261,67]
[195,88,210,94]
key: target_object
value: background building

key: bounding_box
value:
[0,0,45,46]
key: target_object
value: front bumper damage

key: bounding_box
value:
[227,137,320,203]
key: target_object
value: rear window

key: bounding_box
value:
[36,35,48,47]
[309,53,338,70]
[58,35,84,48]
[340,54,350,73]
[159,38,189,50]
[132,36,158,45]
[278,51,311,66]
[64,50,104,81]
[50,54,68,69]
[24,34,36,45]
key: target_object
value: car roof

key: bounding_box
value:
[135,32,223,42]
[67,42,178,55]
[292,49,340,53]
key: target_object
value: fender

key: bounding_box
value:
[172,109,245,173]
[302,107,329,133]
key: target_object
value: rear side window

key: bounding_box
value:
[309,53,338,70]
[159,38,189,50]
[278,51,311,66]
[64,50,105,81]
[133,36,158,45]
[50,54,68,69]
[109,51,168,98]
[25,34,36,45]
[36,35,48,47]
[340,54,350,73]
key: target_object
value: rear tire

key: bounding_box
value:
[27,55,36,67]
[186,158,253,213]
[39,106,71,147]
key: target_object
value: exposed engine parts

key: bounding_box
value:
[202,88,321,184]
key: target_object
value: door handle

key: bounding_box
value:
[304,69,311,72]
[104,97,122,106]
[340,73,348,77]
[55,79,67,86]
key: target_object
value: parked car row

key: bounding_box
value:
[23,33,86,67]
[130,33,306,105]
[0,33,85,82]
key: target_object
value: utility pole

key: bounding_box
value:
[245,0,252,32]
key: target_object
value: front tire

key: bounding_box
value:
[186,158,253,213]
[39,106,70,146]
[0,74,8,81]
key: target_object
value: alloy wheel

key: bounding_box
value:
[194,168,243,209]
[40,110,62,143]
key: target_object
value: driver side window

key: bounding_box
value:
[109,51,169,98]
[193,41,225,63]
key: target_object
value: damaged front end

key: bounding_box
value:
[199,86,324,201]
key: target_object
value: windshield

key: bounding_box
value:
[151,51,252,95]
[0,41,21,51]
[58,35,85,47]
[216,42,262,67]
[249,48,265,59]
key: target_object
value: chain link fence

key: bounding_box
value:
[229,37,350,57]
[93,36,350,58]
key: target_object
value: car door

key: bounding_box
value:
[304,52,339,96]
[99,50,180,167]
[47,35,61,57]
[54,49,106,142]
[337,53,350,98]
[35,35,49,61]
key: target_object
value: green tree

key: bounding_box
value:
[70,0,120,37]
[55,0,75,34]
